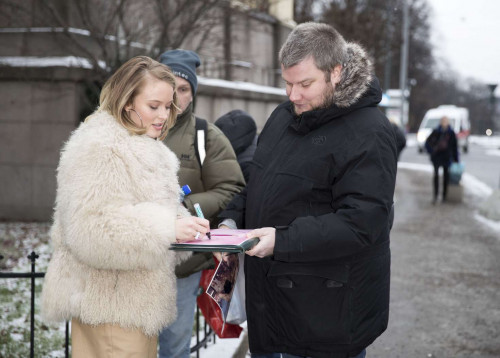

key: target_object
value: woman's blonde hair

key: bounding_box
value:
[98,56,179,140]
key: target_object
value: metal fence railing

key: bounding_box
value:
[0,251,215,358]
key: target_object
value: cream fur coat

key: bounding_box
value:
[41,110,191,336]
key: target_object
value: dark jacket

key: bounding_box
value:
[215,109,258,183]
[237,135,257,182]
[164,104,245,278]
[424,126,459,166]
[220,43,397,357]
[391,122,406,160]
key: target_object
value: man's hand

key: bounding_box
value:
[246,227,276,258]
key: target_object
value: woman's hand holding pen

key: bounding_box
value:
[245,227,276,258]
[175,217,210,243]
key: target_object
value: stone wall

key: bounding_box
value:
[196,77,286,131]
[0,67,88,220]
[0,68,287,221]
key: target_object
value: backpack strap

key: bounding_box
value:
[194,117,207,167]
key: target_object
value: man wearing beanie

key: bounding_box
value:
[158,49,245,358]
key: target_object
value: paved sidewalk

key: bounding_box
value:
[368,167,500,358]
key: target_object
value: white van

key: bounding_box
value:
[417,105,470,153]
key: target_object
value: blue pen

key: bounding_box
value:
[193,203,211,239]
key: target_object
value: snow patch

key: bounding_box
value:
[0,56,106,70]
[474,212,500,233]
[198,76,286,96]
[462,173,493,198]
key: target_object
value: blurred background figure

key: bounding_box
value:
[425,116,459,204]
[215,110,258,183]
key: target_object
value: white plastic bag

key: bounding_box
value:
[226,253,247,324]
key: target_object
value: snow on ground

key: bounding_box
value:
[469,134,500,148]
[462,172,494,198]
[485,148,500,157]
[473,212,500,233]
[397,161,433,173]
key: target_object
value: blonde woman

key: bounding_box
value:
[41,56,209,358]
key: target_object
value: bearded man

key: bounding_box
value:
[219,22,398,358]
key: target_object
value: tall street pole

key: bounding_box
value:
[487,84,499,189]
[399,0,409,129]
[487,84,498,133]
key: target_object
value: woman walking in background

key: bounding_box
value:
[425,116,459,204]
[41,56,209,358]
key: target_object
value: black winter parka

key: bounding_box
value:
[220,44,398,358]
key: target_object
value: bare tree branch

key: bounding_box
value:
[39,0,108,77]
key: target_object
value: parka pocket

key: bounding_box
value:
[266,261,352,344]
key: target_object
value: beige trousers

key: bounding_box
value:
[71,318,157,358]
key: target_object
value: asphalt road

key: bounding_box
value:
[367,167,500,357]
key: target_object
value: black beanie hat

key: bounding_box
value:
[215,110,257,155]
[159,49,201,95]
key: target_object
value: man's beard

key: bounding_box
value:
[313,81,335,111]
[293,82,336,115]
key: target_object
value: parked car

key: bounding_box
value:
[417,105,470,153]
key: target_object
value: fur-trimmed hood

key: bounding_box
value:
[333,42,374,108]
